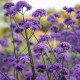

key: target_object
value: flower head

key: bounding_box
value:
[64,17,75,25]
[57,53,70,61]
[32,9,46,17]
[15,63,24,71]
[47,15,57,23]
[3,2,14,10]
[33,43,50,53]
[15,1,32,11]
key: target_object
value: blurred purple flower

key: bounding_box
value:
[32,9,46,17]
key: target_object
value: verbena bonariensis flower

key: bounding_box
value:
[49,24,59,32]
[3,2,14,10]
[10,22,17,29]
[39,34,51,42]
[33,53,42,59]
[75,45,80,53]
[19,55,30,64]
[61,67,70,75]
[73,68,80,80]
[25,71,33,80]
[36,62,46,73]
[72,64,80,70]
[63,6,75,13]
[0,51,6,57]
[71,24,78,29]
[76,10,80,19]
[50,32,62,40]
[14,27,24,33]
[32,9,46,17]
[15,63,24,71]
[58,42,71,51]
[54,47,63,54]
[66,34,78,43]
[12,36,23,44]
[1,66,8,72]
[67,7,75,13]
[8,55,17,66]
[15,1,32,11]
[5,7,18,16]
[75,30,80,36]
[47,15,57,23]
[64,17,75,25]
[75,56,80,63]
[54,13,61,18]
[33,43,50,53]
[0,38,9,47]
[57,53,71,61]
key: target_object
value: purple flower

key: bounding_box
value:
[47,15,57,23]
[50,33,61,40]
[0,51,6,57]
[59,23,65,27]
[25,71,33,79]
[15,63,24,71]
[75,56,80,63]
[33,53,42,59]
[61,67,70,75]
[57,53,70,61]
[29,41,34,46]
[5,7,18,16]
[63,6,68,10]
[49,25,59,32]
[10,23,17,29]
[35,76,48,80]
[71,24,78,29]
[60,30,68,35]
[23,21,32,29]
[15,1,32,11]
[64,17,75,25]
[58,42,71,51]
[8,56,17,66]
[39,34,51,42]
[54,13,61,18]
[75,46,80,53]
[48,63,62,73]
[75,30,80,36]
[73,64,80,70]
[54,47,63,54]
[33,43,50,53]
[12,37,23,44]
[20,55,30,64]
[67,7,75,13]
[32,9,46,17]
[18,19,26,26]
[76,10,80,19]
[73,68,80,80]
[1,66,8,72]
[3,2,14,10]
[15,45,20,51]
[0,38,9,47]
[14,27,24,33]
[31,19,42,30]
[67,34,78,43]
[36,62,46,73]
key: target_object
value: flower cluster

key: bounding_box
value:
[1,0,80,80]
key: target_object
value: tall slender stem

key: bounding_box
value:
[22,8,35,80]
